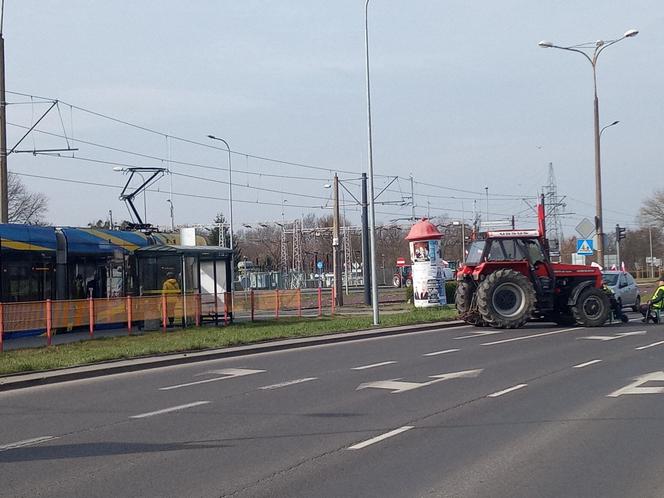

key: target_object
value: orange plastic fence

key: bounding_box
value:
[0,288,343,340]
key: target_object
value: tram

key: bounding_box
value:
[0,224,191,302]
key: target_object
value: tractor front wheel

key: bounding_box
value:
[571,287,610,327]
[476,269,535,329]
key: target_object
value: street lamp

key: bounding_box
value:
[206,135,234,250]
[166,199,174,231]
[207,134,235,298]
[365,0,379,325]
[539,29,638,267]
[600,120,620,138]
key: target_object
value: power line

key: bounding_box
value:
[7,90,366,176]
[32,151,345,203]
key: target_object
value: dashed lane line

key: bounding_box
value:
[351,361,397,370]
[347,426,414,450]
[130,401,210,419]
[160,368,265,390]
[488,384,527,397]
[259,378,318,390]
[636,340,664,351]
[423,349,460,357]
[573,359,602,369]
[482,327,583,346]
[0,436,58,452]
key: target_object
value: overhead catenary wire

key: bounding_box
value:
[7,90,541,200]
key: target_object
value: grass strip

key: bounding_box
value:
[0,306,457,376]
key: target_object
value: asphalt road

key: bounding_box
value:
[3,312,664,497]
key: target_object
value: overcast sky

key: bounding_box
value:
[5,1,663,236]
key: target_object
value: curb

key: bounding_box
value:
[0,320,467,391]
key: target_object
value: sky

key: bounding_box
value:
[5,0,664,237]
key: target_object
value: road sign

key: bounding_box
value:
[576,239,594,255]
[575,218,595,239]
[317,261,324,270]
[396,257,406,267]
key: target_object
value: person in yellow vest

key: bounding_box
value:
[162,272,181,326]
[641,276,664,323]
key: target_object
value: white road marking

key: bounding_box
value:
[488,384,527,397]
[130,401,210,419]
[357,369,483,394]
[581,331,647,341]
[573,359,602,369]
[347,426,414,450]
[259,377,318,390]
[608,371,664,397]
[423,349,460,357]
[453,331,502,340]
[636,340,664,351]
[160,368,265,390]
[0,436,58,452]
[351,361,397,370]
[482,327,582,346]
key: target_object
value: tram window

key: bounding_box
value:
[2,256,53,301]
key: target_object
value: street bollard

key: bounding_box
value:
[0,303,4,353]
[88,297,94,338]
[127,295,132,335]
[161,294,167,333]
[275,289,280,320]
[195,294,201,327]
[46,299,52,346]
[297,288,302,318]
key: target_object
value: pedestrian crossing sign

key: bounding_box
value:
[576,238,594,255]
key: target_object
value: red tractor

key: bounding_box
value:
[456,207,609,329]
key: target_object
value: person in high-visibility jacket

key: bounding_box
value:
[162,272,181,326]
[641,276,664,323]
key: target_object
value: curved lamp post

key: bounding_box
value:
[538,29,638,266]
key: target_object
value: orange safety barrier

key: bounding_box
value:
[46,299,52,346]
[0,303,3,352]
[0,287,376,350]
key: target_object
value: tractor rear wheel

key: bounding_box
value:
[571,287,610,327]
[476,269,535,329]
[455,281,474,315]
[455,281,485,327]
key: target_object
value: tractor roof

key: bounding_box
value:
[486,229,541,238]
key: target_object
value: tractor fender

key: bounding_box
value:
[567,280,596,306]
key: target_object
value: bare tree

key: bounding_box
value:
[640,189,664,228]
[7,172,49,225]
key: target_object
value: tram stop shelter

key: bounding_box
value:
[135,244,233,326]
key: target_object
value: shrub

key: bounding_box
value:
[445,281,458,304]
[405,285,414,303]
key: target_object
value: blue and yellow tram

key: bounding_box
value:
[0,224,184,302]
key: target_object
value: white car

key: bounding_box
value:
[602,271,641,311]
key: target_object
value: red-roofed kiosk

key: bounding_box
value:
[405,219,447,307]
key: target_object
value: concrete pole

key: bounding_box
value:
[0,34,8,223]
[410,174,415,221]
[361,173,371,305]
[332,174,343,306]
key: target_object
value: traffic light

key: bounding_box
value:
[616,224,627,241]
